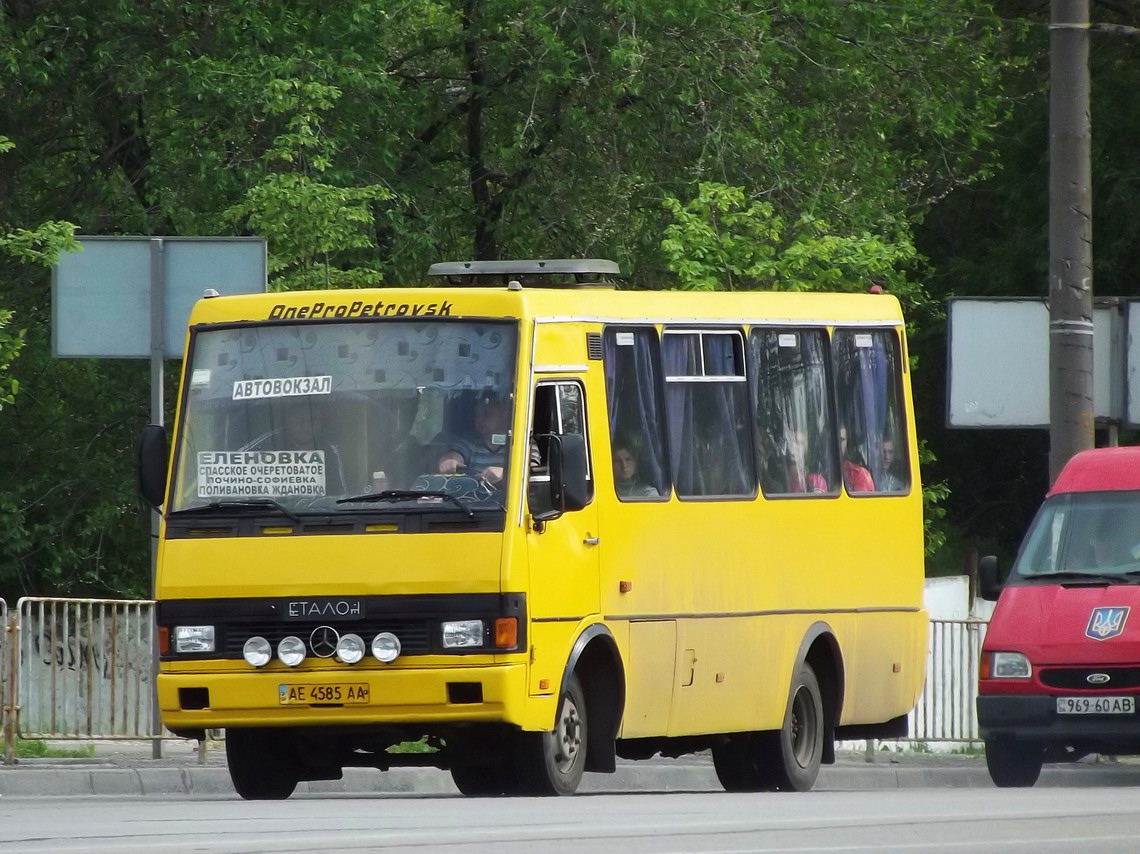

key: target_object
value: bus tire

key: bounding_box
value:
[225,728,298,800]
[984,738,1042,787]
[712,733,776,792]
[513,673,587,795]
[713,663,824,792]
[450,759,518,796]
[764,660,825,791]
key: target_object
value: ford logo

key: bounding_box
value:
[1087,673,1112,685]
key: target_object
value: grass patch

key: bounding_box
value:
[386,737,438,754]
[14,739,96,759]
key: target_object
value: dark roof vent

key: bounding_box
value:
[427,259,621,288]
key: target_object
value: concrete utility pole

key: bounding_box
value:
[1048,0,1095,484]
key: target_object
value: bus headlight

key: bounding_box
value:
[242,636,272,668]
[277,635,307,667]
[174,625,215,654]
[372,632,401,663]
[442,620,484,649]
[987,651,1032,679]
[336,633,365,664]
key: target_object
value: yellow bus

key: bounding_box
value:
[138,259,927,799]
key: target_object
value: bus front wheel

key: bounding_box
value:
[225,728,299,800]
[513,673,588,795]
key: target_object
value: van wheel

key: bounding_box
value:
[226,729,299,800]
[513,673,587,795]
[985,738,1043,787]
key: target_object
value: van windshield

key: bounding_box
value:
[169,320,517,514]
[1013,491,1140,579]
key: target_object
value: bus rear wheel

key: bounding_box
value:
[513,673,588,795]
[712,662,825,793]
[984,738,1043,787]
[450,759,519,796]
[226,728,299,800]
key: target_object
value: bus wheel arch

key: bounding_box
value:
[562,622,625,774]
[797,623,844,766]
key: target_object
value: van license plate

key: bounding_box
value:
[279,684,370,705]
[1056,696,1134,715]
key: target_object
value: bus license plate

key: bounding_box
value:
[1056,696,1134,715]
[279,684,370,705]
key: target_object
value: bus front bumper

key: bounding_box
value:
[159,663,533,730]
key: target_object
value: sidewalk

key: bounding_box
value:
[4,741,1140,797]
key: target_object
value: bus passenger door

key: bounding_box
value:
[526,379,601,690]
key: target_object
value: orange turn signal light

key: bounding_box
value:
[494,617,518,649]
[158,625,170,656]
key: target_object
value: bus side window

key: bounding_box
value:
[749,328,838,497]
[662,329,755,499]
[832,329,910,495]
[603,327,671,501]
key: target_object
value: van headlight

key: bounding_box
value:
[174,625,215,654]
[988,651,1032,679]
[442,620,484,649]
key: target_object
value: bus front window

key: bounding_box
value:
[170,321,517,514]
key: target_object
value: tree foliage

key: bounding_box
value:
[0,0,1012,595]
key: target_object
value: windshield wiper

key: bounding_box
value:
[169,499,302,525]
[1024,570,1140,586]
[336,489,475,518]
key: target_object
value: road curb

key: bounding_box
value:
[3,759,1140,798]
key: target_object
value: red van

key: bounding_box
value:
[978,446,1140,786]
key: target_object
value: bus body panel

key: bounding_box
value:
[157,532,504,600]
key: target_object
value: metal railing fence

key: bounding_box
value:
[1,598,10,764]
[0,599,990,761]
[14,597,159,741]
[908,618,989,743]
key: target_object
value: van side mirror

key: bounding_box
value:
[978,554,1002,601]
[137,423,169,510]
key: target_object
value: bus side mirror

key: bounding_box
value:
[531,433,590,523]
[978,554,1002,602]
[137,423,169,510]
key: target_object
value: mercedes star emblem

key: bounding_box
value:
[309,625,340,658]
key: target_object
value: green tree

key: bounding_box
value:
[0,0,1010,594]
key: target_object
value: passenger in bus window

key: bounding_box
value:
[785,430,829,493]
[838,425,875,493]
[877,438,906,492]
[613,443,660,498]
[435,393,510,483]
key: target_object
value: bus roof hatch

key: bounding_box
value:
[427,259,622,288]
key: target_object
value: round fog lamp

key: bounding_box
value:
[336,633,366,664]
[372,631,401,663]
[243,636,272,668]
[277,635,307,667]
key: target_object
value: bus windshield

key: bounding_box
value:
[1012,490,1140,579]
[169,320,518,514]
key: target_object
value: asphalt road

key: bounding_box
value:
[4,788,1140,853]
